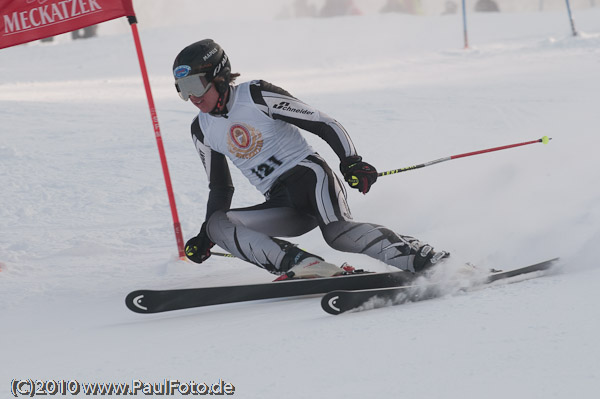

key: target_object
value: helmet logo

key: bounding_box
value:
[203,47,218,61]
[213,54,229,77]
[173,65,191,78]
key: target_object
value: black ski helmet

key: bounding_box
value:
[172,39,231,98]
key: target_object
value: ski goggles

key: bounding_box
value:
[175,73,212,101]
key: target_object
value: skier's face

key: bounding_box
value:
[190,85,219,113]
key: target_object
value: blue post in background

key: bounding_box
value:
[462,0,469,49]
[565,0,578,36]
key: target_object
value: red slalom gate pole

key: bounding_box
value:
[128,17,185,259]
[378,136,552,178]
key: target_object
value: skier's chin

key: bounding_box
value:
[192,99,213,113]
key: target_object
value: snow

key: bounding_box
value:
[2,4,600,398]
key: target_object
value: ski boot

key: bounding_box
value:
[412,244,450,273]
[275,245,348,281]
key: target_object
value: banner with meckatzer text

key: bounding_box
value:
[0,0,135,49]
[1,0,186,258]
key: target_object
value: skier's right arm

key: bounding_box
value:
[187,117,234,264]
[191,117,234,220]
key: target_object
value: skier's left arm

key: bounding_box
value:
[250,80,378,193]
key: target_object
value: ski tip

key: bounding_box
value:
[125,291,152,314]
[536,257,561,269]
[321,291,345,316]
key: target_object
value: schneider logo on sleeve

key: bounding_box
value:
[273,102,314,115]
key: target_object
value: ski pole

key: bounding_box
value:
[213,251,236,258]
[180,251,236,264]
[377,136,552,178]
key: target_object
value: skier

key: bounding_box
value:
[174,39,448,279]
[474,0,500,12]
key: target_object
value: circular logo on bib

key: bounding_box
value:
[228,123,263,159]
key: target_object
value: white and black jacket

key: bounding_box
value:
[191,80,358,220]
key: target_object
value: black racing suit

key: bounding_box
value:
[191,80,426,273]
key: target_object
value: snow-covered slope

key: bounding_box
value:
[1,6,599,398]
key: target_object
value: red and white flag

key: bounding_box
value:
[1,0,186,258]
[0,0,135,49]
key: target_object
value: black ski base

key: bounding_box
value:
[321,258,559,315]
[126,269,415,314]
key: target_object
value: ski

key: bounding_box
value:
[126,269,416,314]
[321,258,559,315]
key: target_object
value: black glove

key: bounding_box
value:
[340,155,378,194]
[185,222,215,264]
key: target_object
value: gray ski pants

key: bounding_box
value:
[206,155,422,273]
